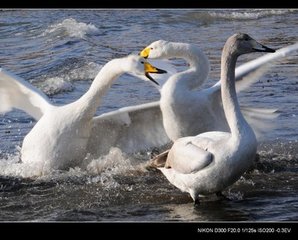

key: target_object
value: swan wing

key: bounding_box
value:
[241,106,280,140]
[88,101,170,157]
[167,132,228,174]
[0,68,52,120]
[235,42,297,139]
[235,42,298,92]
[210,42,298,93]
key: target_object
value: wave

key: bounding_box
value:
[35,61,102,96]
[42,18,99,39]
[38,77,74,96]
[210,9,296,20]
[186,9,297,22]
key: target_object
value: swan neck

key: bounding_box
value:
[79,59,124,116]
[166,43,210,89]
[221,49,246,137]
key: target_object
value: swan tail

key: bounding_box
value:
[0,68,52,120]
[241,106,280,140]
[146,149,170,170]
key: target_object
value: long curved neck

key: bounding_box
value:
[221,47,247,137]
[163,42,210,90]
[78,58,124,118]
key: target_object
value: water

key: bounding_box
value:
[0,9,298,222]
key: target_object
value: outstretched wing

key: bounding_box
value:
[0,68,53,120]
[88,101,171,157]
[235,42,298,86]
[206,43,298,140]
[240,106,280,140]
[210,42,298,92]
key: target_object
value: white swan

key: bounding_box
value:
[140,40,279,142]
[150,33,276,204]
[0,55,166,174]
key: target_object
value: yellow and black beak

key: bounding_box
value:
[144,62,167,86]
[140,47,150,58]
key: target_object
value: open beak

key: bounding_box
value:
[140,47,150,59]
[252,41,275,53]
[144,62,167,86]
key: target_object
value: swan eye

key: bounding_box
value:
[150,47,153,50]
[140,61,144,64]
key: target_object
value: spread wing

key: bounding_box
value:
[235,42,298,91]
[210,42,298,93]
[206,43,298,140]
[0,68,52,120]
[88,101,171,157]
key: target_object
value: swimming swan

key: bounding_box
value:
[140,40,279,142]
[0,55,166,174]
[151,33,276,204]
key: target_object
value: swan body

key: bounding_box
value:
[153,33,276,203]
[0,55,166,173]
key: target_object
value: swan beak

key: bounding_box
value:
[144,62,167,86]
[140,47,150,58]
[252,41,275,53]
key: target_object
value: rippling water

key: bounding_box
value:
[0,9,298,222]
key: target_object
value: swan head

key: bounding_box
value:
[123,55,167,85]
[226,33,275,56]
[139,40,170,59]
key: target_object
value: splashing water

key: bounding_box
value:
[0,151,44,178]
[43,18,99,39]
[39,77,74,96]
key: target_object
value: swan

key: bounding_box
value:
[140,40,280,142]
[0,55,166,174]
[149,33,276,204]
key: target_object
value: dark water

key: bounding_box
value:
[0,9,298,222]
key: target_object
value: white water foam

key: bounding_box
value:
[38,62,102,95]
[86,147,142,190]
[208,9,296,20]
[61,62,103,82]
[39,77,74,96]
[86,147,134,175]
[43,18,99,39]
[0,146,142,186]
[0,151,44,178]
